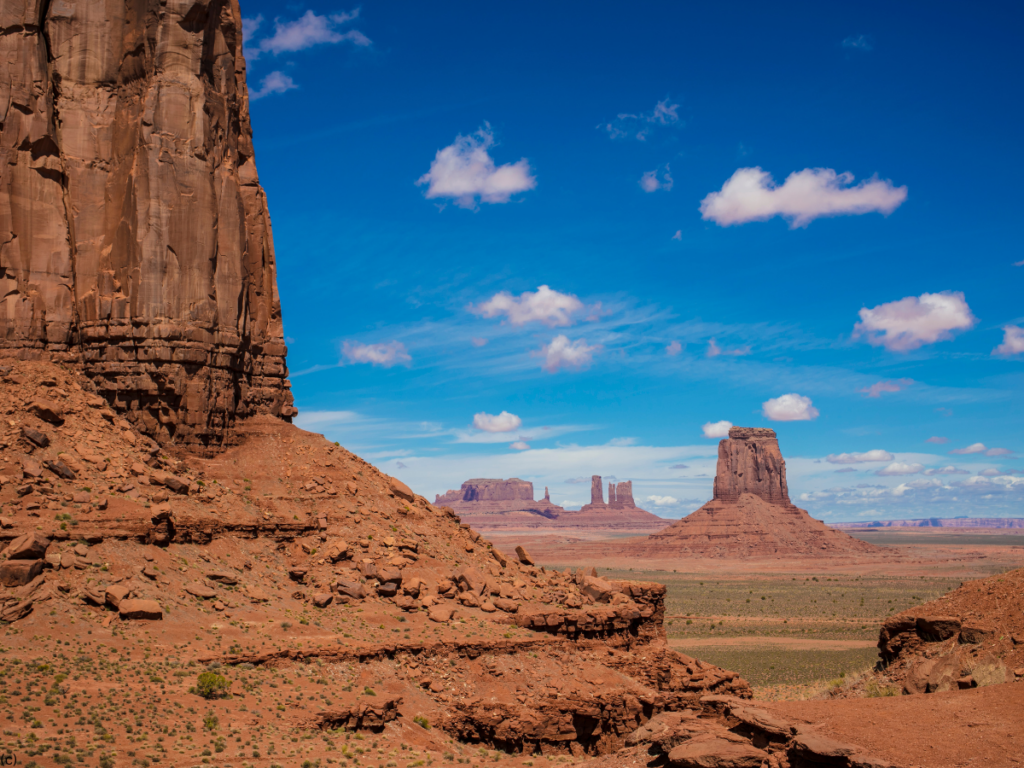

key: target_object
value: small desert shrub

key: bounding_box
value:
[196,671,230,699]
[413,715,430,730]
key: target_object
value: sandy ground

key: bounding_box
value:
[763,681,1024,768]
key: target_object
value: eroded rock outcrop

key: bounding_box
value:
[436,478,567,520]
[0,0,294,448]
[712,427,789,505]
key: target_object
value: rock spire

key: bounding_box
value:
[712,427,789,505]
[0,0,294,449]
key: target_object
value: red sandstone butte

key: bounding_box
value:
[634,427,880,558]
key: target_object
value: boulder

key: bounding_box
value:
[105,584,131,609]
[326,542,350,562]
[6,532,50,560]
[0,600,34,623]
[493,598,519,614]
[428,605,455,623]
[667,737,767,768]
[0,560,43,587]
[480,600,497,613]
[490,548,508,567]
[288,567,308,583]
[377,568,403,586]
[455,566,486,595]
[118,599,163,620]
[904,653,961,694]
[312,593,333,608]
[581,575,616,604]
[390,478,415,502]
[334,580,366,600]
[377,582,399,598]
[514,545,534,565]
[20,427,49,448]
[206,571,239,585]
[29,400,64,425]
[43,460,76,480]
[20,459,43,479]
[185,583,218,600]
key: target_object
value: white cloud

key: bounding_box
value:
[1014,259,1024,267]
[993,325,1024,356]
[826,450,894,464]
[472,411,522,433]
[950,443,987,455]
[639,165,673,193]
[646,495,678,506]
[472,285,582,327]
[536,335,600,373]
[702,420,733,438]
[922,466,969,476]
[762,393,819,421]
[417,125,536,208]
[253,10,369,57]
[510,441,530,451]
[854,291,976,352]
[666,341,683,356]
[842,35,873,51]
[875,462,924,476]
[985,448,1013,457]
[671,230,682,241]
[250,71,297,100]
[242,14,263,43]
[859,378,913,398]
[926,436,949,444]
[601,99,681,141]
[699,167,907,228]
[342,340,411,368]
[707,338,751,357]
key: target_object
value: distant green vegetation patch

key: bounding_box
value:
[681,645,879,689]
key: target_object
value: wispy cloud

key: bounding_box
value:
[826,450,894,464]
[471,285,583,327]
[247,10,369,59]
[700,167,907,228]
[639,165,673,193]
[250,71,297,100]
[342,340,412,368]
[926,436,949,444]
[702,420,732,438]
[601,99,681,141]
[666,341,683,356]
[859,378,914,398]
[993,325,1024,356]
[854,291,976,352]
[417,124,536,208]
[707,338,751,358]
[536,335,600,373]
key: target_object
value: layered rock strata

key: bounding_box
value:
[580,475,643,512]
[0,0,294,448]
[636,427,880,558]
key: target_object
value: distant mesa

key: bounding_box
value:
[632,427,881,558]
[435,479,564,519]
[435,476,670,534]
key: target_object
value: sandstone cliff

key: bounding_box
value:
[636,427,881,558]
[0,0,293,449]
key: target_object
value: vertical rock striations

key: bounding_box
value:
[713,427,789,505]
[0,0,294,449]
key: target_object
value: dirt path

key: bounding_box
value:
[762,681,1024,767]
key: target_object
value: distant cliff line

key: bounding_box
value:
[833,517,1024,530]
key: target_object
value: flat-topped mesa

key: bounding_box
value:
[0,0,294,450]
[436,479,536,504]
[712,427,790,506]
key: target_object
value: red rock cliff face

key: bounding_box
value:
[0,0,293,449]
[712,427,789,505]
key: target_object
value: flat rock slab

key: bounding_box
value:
[668,737,767,768]
[0,560,43,587]
[118,599,163,620]
[6,532,50,560]
[186,584,218,599]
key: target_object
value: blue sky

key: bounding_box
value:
[241,1,1023,521]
